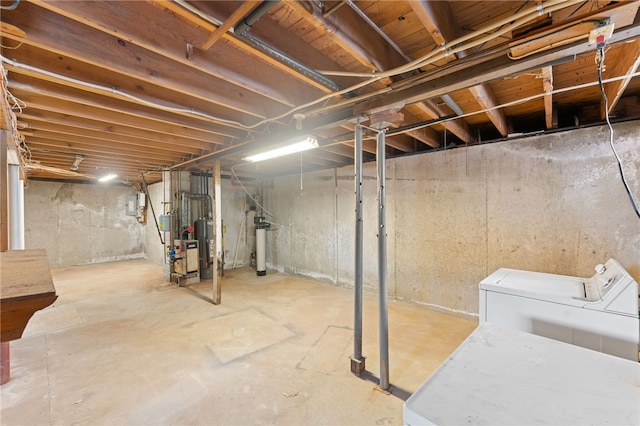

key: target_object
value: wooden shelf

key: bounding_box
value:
[1,249,57,342]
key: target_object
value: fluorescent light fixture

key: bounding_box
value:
[243,136,319,163]
[98,172,118,182]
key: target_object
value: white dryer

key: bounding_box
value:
[479,258,639,361]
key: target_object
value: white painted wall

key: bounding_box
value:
[24,180,145,268]
[263,121,640,316]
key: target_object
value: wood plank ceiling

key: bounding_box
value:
[1,0,639,185]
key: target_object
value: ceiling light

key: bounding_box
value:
[70,154,85,171]
[243,136,319,163]
[293,113,305,130]
[98,172,118,182]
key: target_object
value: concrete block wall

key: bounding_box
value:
[24,180,145,268]
[21,121,638,317]
[263,121,640,316]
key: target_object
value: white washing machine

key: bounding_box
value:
[479,258,639,361]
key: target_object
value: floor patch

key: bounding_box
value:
[197,309,294,364]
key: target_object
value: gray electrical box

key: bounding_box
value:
[125,194,138,216]
[159,214,171,232]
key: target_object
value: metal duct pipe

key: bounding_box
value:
[233,0,340,91]
[376,129,390,391]
[178,0,342,95]
[237,33,342,91]
[350,123,365,375]
[234,0,282,36]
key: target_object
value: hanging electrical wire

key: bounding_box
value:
[0,62,28,176]
[596,44,640,220]
[230,165,278,223]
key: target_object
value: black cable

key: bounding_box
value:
[597,45,640,220]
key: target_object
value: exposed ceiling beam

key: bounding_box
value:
[8,76,245,140]
[409,0,458,51]
[4,2,285,121]
[320,144,354,160]
[405,127,440,149]
[354,20,640,116]
[410,0,508,137]
[147,0,334,94]
[22,119,207,156]
[308,149,351,165]
[285,0,444,148]
[540,66,555,129]
[31,0,323,105]
[600,38,640,119]
[412,100,474,143]
[466,84,508,137]
[4,46,264,132]
[285,0,407,73]
[232,9,362,89]
[18,110,213,152]
[201,1,262,49]
[24,137,184,165]
[11,90,226,146]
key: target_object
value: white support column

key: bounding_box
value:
[1,131,10,386]
[162,170,172,281]
[212,160,222,305]
[8,164,24,250]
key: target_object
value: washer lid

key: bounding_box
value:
[480,268,587,302]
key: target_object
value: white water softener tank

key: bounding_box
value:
[255,216,269,276]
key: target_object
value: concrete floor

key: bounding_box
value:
[1,259,477,425]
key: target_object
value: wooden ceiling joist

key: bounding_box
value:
[28,0,318,108]
[410,0,508,138]
[413,100,474,143]
[286,0,408,74]
[540,66,555,129]
[7,75,246,140]
[1,1,638,184]
[19,110,213,152]
[3,46,260,132]
[3,3,283,122]
[600,38,640,119]
[22,120,207,157]
[201,1,262,50]
[354,18,640,116]
[23,142,176,169]
[146,0,335,94]
[14,91,222,149]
